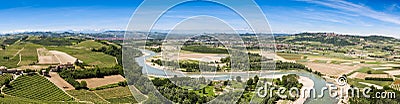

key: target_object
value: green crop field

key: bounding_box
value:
[18,43,43,66]
[66,90,108,103]
[46,46,117,68]
[355,67,387,74]
[0,42,43,68]
[0,95,82,104]
[277,53,303,60]
[93,87,137,103]
[3,75,74,101]
[76,40,106,50]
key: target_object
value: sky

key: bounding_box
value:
[1,0,400,37]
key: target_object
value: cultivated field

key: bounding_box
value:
[348,72,391,79]
[49,50,78,64]
[67,90,108,103]
[37,48,59,64]
[76,40,106,50]
[67,87,137,103]
[46,72,75,90]
[302,62,360,76]
[3,75,74,101]
[76,75,126,88]
[384,70,400,75]
[46,46,116,68]
[93,87,137,103]
[0,43,42,68]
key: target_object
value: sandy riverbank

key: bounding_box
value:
[293,76,314,104]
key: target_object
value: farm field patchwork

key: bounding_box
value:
[0,43,41,68]
[66,90,108,103]
[46,46,117,68]
[76,40,106,50]
[46,72,75,90]
[3,75,74,101]
[302,62,360,76]
[93,86,137,103]
[76,75,126,88]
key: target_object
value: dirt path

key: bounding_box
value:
[12,47,24,59]
[16,54,21,65]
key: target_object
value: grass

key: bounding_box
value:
[66,90,108,104]
[76,40,105,50]
[0,95,82,104]
[3,74,74,101]
[18,43,42,66]
[355,67,387,74]
[181,46,228,54]
[395,75,400,78]
[348,78,393,87]
[277,53,303,60]
[105,96,137,103]
[0,43,26,68]
[46,46,116,68]
[194,86,215,97]
[93,87,137,103]
[0,42,44,68]
[365,61,382,64]
[312,60,328,63]
[330,60,350,64]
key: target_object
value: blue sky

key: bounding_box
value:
[1,0,400,37]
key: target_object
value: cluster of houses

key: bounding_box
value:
[0,62,75,76]
[0,66,23,74]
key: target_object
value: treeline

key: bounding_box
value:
[181,46,228,54]
[59,65,123,79]
[151,59,217,72]
[152,78,215,103]
[58,65,123,89]
[28,37,84,46]
[92,40,122,64]
[89,81,127,91]
[146,47,161,53]
[365,77,394,81]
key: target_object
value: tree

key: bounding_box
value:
[254,75,259,84]
[247,78,254,85]
[367,70,372,74]
[80,81,87,88]
[236,76,242,82]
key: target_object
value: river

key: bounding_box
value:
[135,49,338,104]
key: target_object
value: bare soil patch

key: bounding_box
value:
[384,70,400,75]
[348,72,391,79]
[76,75,126,88]
[37,48,61,64]
[46,72,75,90]
[49,50,78,64]
[303,62,360,76]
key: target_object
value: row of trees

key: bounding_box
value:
[59,65,123,89]
[91,42,122,65]
[151,78,215,103]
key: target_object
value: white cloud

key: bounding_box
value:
[300,0,400,25]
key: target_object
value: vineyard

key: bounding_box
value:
[0,74,13,86]
[3,75,74,101]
